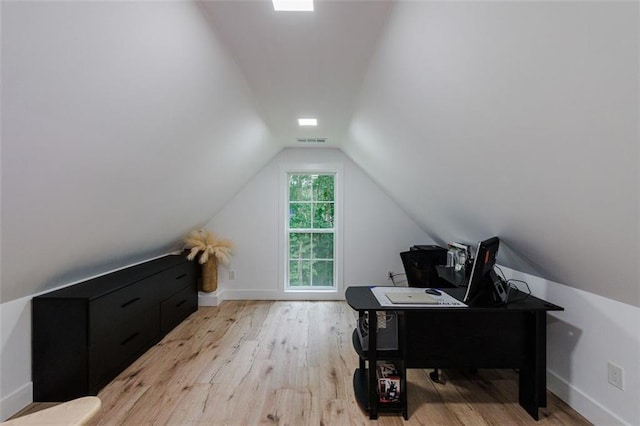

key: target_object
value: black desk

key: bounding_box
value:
[345,286,563,420]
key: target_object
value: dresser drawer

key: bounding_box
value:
[154,262,198,301]
[88,306,159,392]
[161,285,197,335]
[89,277,159,341]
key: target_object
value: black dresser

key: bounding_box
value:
[32,253,199,401]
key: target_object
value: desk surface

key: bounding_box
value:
[345,286,564,313]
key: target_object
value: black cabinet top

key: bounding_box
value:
[33,254,190,301]
[345,286,564,313]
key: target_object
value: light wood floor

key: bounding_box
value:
[21,301,591,425]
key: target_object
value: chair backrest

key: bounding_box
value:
[400,250,450,288]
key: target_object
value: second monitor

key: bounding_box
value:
[463,236,508,306]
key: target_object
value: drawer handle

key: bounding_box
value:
[120,332,140,346]
[121,297,141,308]
[175,274,187,280]
[175,299,187,308]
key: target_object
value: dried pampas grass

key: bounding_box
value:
[183,229,233,265]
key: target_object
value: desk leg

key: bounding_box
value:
[535,312,548,408]
[398,312,408,420]
[368,310,378,420]
[519,312,546,420]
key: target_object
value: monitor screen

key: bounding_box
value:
[463,237,500,305]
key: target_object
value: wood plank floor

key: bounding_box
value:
[20,301,591,425]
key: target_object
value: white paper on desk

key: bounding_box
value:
[371,286,467,308]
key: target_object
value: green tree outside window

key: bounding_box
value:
[288,174,335,287]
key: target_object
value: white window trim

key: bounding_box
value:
[278,162,344,299]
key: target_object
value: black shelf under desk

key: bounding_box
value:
[352,368,405,415]
[350,308,408,419]
[351,328,402,361]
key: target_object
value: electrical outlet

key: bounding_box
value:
[229,270,235,280]
[388,271,393,280]
[607,362,624,390]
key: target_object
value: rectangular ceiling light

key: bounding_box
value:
[298,118,317,126]
[273,0,314,12]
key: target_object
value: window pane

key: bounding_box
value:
[289,233,311,259]
[289,260,311,286]
[313,174,334,201]
[289,203,312,228]
[289,175,313,201]
[287,171,336,289]
[313,202,334,229]
[312,233,333,259]
[312,260,333,286]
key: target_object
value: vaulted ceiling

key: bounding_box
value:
[198,0,392,147]
[1,1,638,306]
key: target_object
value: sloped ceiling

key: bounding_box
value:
[1,1,638,307]
[344,2,639,306]
[1,1,278,302]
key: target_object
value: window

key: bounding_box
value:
[286,173,336,289]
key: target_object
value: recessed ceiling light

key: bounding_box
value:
[298,118,317,126]
[272,0,314,12]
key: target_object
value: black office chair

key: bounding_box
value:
[400,250,454,289]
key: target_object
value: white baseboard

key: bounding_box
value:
[219,289,279,300]
[0,382,32,422]
[547,370,626,425]
[197,289,348,309]
[198,290,221,306]
[217,289,345,301]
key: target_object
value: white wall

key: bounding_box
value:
[0,297,32,421]
[206,148,432,301]
[501,267,640,426]
[1,1,276,303]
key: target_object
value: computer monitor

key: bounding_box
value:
[463,237,507,306]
